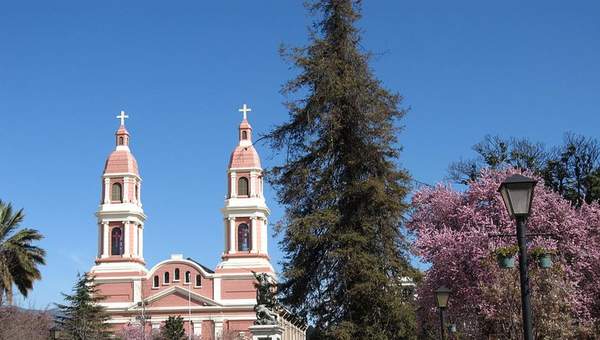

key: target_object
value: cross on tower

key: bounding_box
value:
[238,104,251,120]
[116,110,129,126]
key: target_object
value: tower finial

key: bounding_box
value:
[238,104,251,120]
[116,110,129,126]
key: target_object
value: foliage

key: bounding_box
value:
[448,133,600,206]
[492,245,518,258]
[407,169,600,338]
[160,316,186,340]
[267,0,417,338]
[0,305,54,339]
[117,322,153,340]
[529,246,556,260]
[55,273,111,340]
[0,199,46,305]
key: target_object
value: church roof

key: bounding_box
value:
[116,124,130,135]
[186,257,215,274]
[239,118,252,130]
[104,150,139,175]
[229,145,261,169]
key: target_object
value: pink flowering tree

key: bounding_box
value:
[407,169,600,338]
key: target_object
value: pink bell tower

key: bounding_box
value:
[217,104,274,273]
[92,111,147,275]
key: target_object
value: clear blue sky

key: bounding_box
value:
[1,1,598,308]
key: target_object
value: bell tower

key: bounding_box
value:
[217,104,273,273]
[92,111,146,274]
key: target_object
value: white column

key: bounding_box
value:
[223,219,228,253]
[133,223,139,257]
[193,322,202,336]
[97,224,102,257]
[102,222,109,258]
[123,177,129,203]
[132,180,137,204]
[251,217,258,253]
[139,224,144,258]
[229,217,236,253]
[214,320,223,339]
[213,277,222,303]
[133,279,142,302]
[230,172,237,198]
[261,218,268,254]
[123,221,130,257]
[138,181,142,206]
[250,172,257,197]
[104,178,110,204]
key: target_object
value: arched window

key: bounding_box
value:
[153,275,159,288]
[174,268,180,281]
[164,272,170,284]
[185,271,191,284]
[242,131,248,140]
[238,223,250,251]
[111,227,123,255]
[237,177,249,196]
[119,136,124,145]
[135,184,139,201]
[112,183,122,202]
[195,274,202,287]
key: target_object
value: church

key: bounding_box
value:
[89,108,306,339]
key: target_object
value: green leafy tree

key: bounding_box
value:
[55,273,111,340]
[267,1,417,338]
[160,316,185,340]
[449,133,600,206]
[0,199,46,305]
[543,133,600,206]
[448,135,547,184]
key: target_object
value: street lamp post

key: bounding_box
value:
[498,174,537,340]
[435,286,452,340]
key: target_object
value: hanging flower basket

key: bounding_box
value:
[530,247,555,269]
[493,245,518,269]
[538,253,553,268]
[496,254,515,269]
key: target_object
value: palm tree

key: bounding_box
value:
[0,200,46,305]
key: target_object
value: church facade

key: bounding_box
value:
[90,109,306,339]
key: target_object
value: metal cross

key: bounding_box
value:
[238,104,251,120]
[117,110,129,125]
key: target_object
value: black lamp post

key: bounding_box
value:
[498,174,537,340]
[435,286,451,340]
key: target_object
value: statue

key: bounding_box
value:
[252,272,278,325]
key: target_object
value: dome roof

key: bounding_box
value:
[104,150,139,175]
[229,145,261,169]
[116,124,129,135]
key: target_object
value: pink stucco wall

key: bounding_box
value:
[144,261,214,300]
[221,278,255,300]
[97,282,132,302]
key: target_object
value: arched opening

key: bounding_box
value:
[195,274,202,287]
[111,227,123,255]
[118,136,124,145]
[185,271,191,284]
[242,131,248,140]
[153,275,159,288]
[238,223,250,251]
[164,272,170,284]
[174,268,180,281]
[111,183,122,202]
[237,177,249,196]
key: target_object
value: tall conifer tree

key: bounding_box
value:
[55,273,110,340]
[268,1,417,338]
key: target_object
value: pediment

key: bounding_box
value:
[143,286,221,308]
